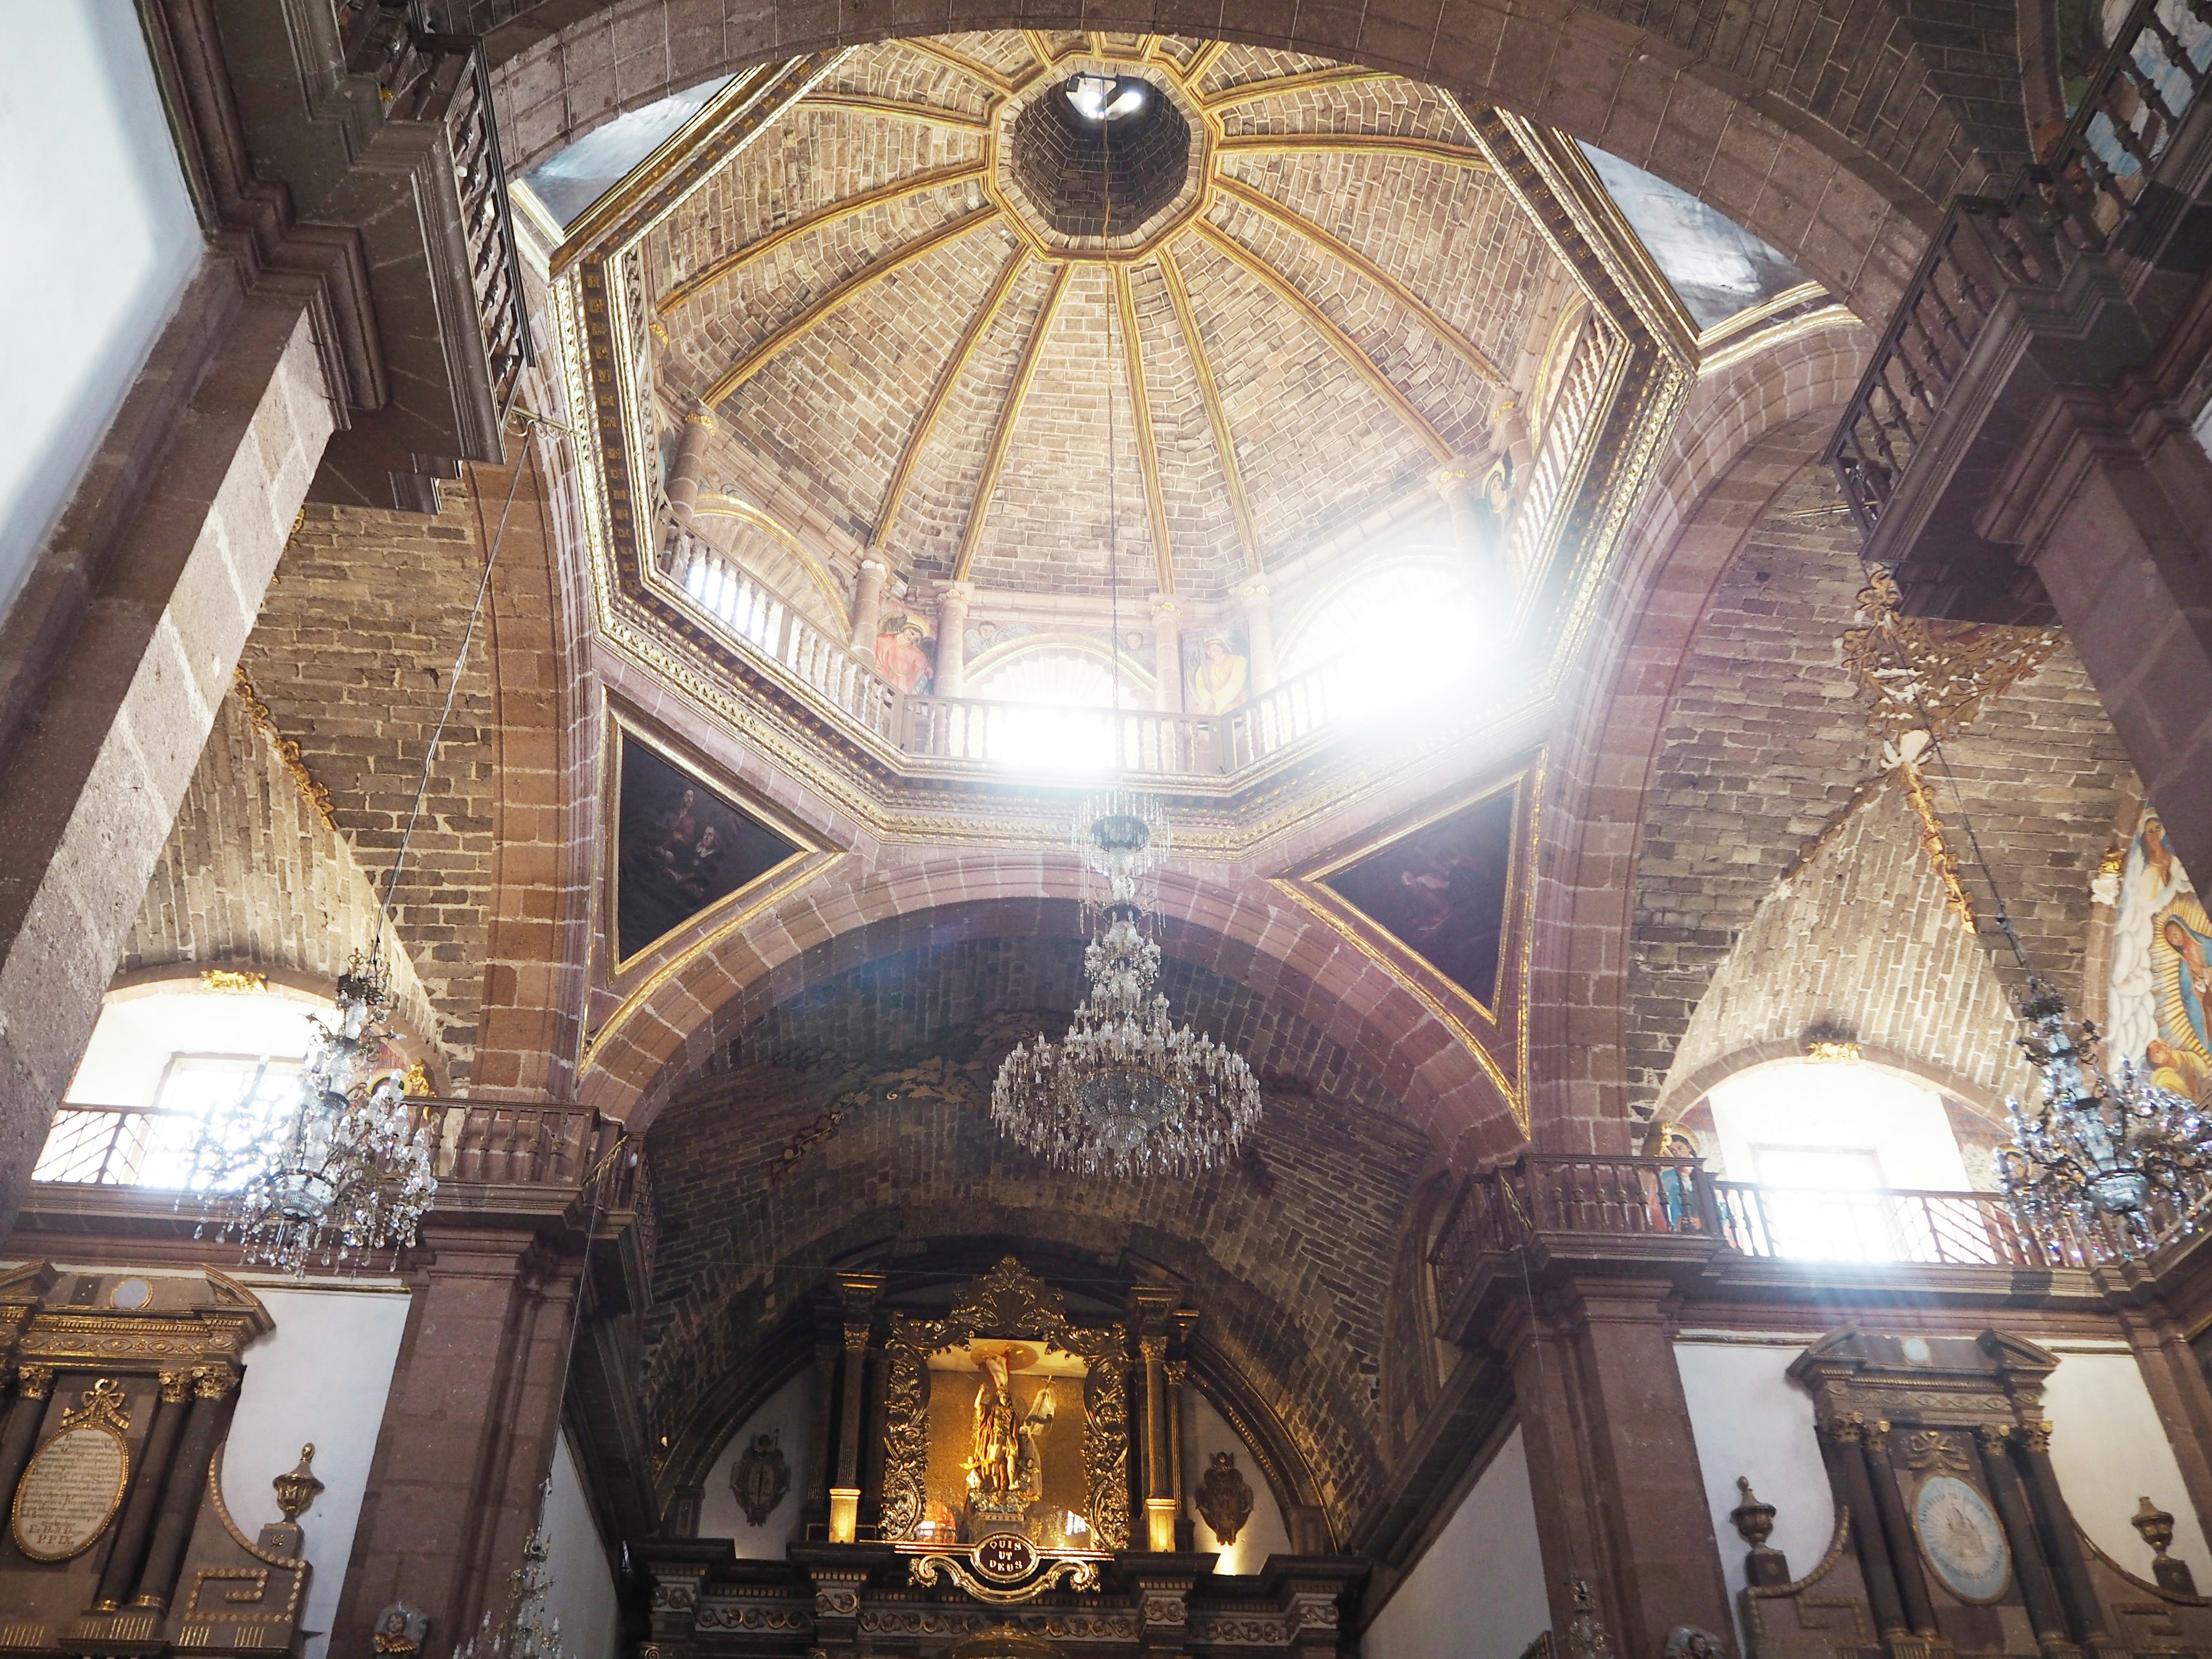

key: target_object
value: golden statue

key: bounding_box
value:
[964,1350,1054,1508]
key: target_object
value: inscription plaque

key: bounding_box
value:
[10,1422,129,1562]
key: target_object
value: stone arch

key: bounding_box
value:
[579,866,1531,1163]
[482,4,1998,321]
[1521,328,1870,1153]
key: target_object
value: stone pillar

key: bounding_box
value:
[849,557,888,656]
[1506,1270,1736,1659]
[1152,596,1184,713]
[1821,1414,1912,1640]
[328,1222,585,1658]
[666,406,714,525]
[2112,1299,2212,1547]
[1861,1422,1942,1636]
[806,1313,842,1535]
[0,1365,52,1503]
[1982,386,2212,885]
[829,1272,882,1544]
[95,1370,192,1609]
[1140,1336,1175,1551]
[1972,1425,2071,1650]
[0,275,341,1240]
[935,581,973,699]
[1165,1358,1190,1550]
[2014,1421,2112,1647]
[1433,455,1505,598]
[1234,577,1278,694]
[135,1365,239,1609]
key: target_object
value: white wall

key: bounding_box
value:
[2043,1346,2212,1578]
[0,4,202,615]
[1706,1062,1972,1190]
[1675,1335,1835,1643]
[699,1368,816,1554]
[1363,1427,1550,1659]
[224,1281,412,1659]
[544,1430,622,1659]
[1183,1389,1292,1574]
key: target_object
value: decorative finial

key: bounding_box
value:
[1730,1477,1777,1549]
[273,1444,324,1521]
[2135,1494,2177,1559]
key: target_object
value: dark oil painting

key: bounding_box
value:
[618,740,800,960]
[1321,786,1518,1008]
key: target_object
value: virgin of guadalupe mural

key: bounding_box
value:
[616,740,802,960]
[1321,785,1518,1009]
[2105,811,2212,1105]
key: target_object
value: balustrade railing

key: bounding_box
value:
[1429,1154,2187,1312]
[1508,312,1620,575]
[31,1105,194,1187]
[1827,0,2212,531]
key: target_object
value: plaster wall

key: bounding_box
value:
[2041,1346,2212,1577]
[698,1368,815,1555]
[1362,1427,1549,1659]
[0,2,202,615]
[224,1282,412,1659]
[1705,1062,1972,1190]
[544,1429,622,1659]
[1673,1335,1835,1645]
[1183,1389,1291,1575]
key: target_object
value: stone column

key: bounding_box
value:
[1972,1425,2071,1651]
[328,1221,586,1658]
[1165,1358,1192,1551]
[1821,1414,1912,1641]
[1433,455,1505,597]
[2112,1302,2212,1546]
[1234,577,1278,694]
[1861,1421,1942,1637]
[1152,596,1184,713]
[849,558,888,656]
[1982,385,2212,885]
[829,1272,882,1544]
[1505,1270,1736,1659]
[1140,1336,1175,1551]
[935,581,974,699]
[135,1365,239,1609]
[666,406,714,525]
[2014,1421,2111,1647]
[806,1312,843,1535]
[95,1370,192,1610]
[0,1365,52,1503]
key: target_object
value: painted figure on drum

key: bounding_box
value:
[964,1350,1054,1509]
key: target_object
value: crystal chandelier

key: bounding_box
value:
[452,1520,571,1659]
[193,953,437,1275]
[1998,980,2212,1259]
[991,799,1261,1177]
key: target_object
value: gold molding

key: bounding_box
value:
[660,162,989,313]
[1211,175,1508,385]
[1214,132,1491,169]
[953,261,1075,579]
[1111,263,1177,593]
[705,207,1002,404]
[904,37,1022,94]
[1156,244,1263,573]
[232,665,337,831]
[801,92,991,130]
[874,247,1032,552]
[1021,31,1058,71]
[1183,39,1232,88]
[1187,218,1453,461]
[1200,66,1396,111]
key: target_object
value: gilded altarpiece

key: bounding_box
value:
[879,1261,1130,1599]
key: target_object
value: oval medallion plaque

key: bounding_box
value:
[10,1418,129,1562]
[973,1531,1038,1582]
[1913,1474,2011,1604]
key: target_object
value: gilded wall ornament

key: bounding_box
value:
[732,1431,791,1525]
[1197,1451,1255,1545]
[10,1378,132,1563]
[373,1604,428,1657]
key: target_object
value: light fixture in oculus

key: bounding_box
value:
[1066,73,1147,121]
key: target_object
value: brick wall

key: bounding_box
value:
[642,934,1430,1531]
[120,692,445,1063]
[1629,469,2134,1115]
[238,498,499,1080]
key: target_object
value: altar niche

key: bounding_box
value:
[878,1260,1131,1600]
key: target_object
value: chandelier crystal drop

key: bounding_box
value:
[192,953,437,1276]
[1997,980,2212,1260]
[992,805,1260,1178]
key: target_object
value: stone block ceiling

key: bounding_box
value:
[643,32,1555,605]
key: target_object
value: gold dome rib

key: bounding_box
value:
[1213,175,1509,385]
[905,37,1023,94]
[1157,247,1263,575]
[873,247,1032,552]
[1187,218,1454,461]
[954,262,1076,581]
[1184,41,1232,87]
[660,163,988,314]
[798,93,991,131]
[1200,67,1397,111]
[1021,31,1057,71]
[1110,264,1177,594]
[1215,133,1491,169]
[704,208,1001,407]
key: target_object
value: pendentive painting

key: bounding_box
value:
[1320,784,1519,1009]
[616,737,801,961]
[2105,808,2212,1107]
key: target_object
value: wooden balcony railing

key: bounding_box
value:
[1827,0,2212,533]
[1429,1154,2190,1311]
